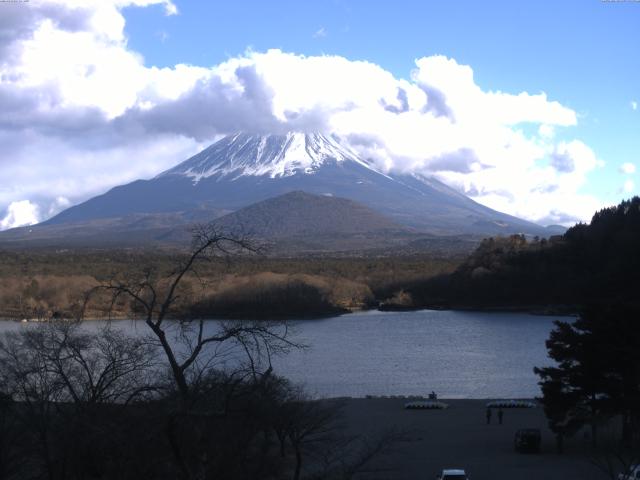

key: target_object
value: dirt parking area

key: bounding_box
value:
[340,398,610,480]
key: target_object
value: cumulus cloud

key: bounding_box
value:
[550,148,575,173]
[0,0,604,229]
[427,148,482,174]
[620,162,636,174]
[0,200,40,229]
[538,124,555,140]
[632,101,638,111]
[550,141,598,175]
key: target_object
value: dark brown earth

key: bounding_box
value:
[340,398,610,480]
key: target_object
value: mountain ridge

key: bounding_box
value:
[1,191,475,256]
[42,131,554,238]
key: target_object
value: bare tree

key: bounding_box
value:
[266,384,408,480]
[79,224,306,480]
[281,394,345,480]
[0,321,158,406]
[0,320,159,480]
[86,224,298,405]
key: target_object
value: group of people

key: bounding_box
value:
[486,407,504,424]
[427,392,505,425]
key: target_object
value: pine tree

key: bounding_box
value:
[535,304,640,448]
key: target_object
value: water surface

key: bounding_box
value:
[271,309,560,398]
[0,309,564,398]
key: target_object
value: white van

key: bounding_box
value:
[436,469,468,480]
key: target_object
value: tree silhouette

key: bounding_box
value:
[405,196,640,311]
[86,223,298,405]
[535,304,640,450]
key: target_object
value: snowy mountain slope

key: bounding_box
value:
[42,132,552,237]
[159,132,374,181]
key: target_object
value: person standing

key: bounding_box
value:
[498,408,504,425]
[486,408,492,424]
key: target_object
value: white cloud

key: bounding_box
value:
[620,162,637,174]
[411,55,576,126]
[550,141,598,175]
[0,200,40,229]
[0,1,604,229]
[538,124,555,139]
[622,179,635,194]
[632,101,638,111]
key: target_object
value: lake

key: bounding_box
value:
[0,309,566,399]
[274,309,562,399]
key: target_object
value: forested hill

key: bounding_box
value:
[400,197,640,311]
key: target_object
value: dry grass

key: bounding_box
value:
[0,250,461,319]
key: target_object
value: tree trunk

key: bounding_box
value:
[556,433,564,454]
[276,430,286,457]
[165,414,191,480]
[148,322,190,403]
[293,444,302,480]
[38,426,56,480]
[622,411,633,447]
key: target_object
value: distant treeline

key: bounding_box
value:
[187,276,349,319]
[395,197,640,311]
[0,249,460,320]
[15,195,640,318]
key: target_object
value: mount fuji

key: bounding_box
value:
[4,132,561,249]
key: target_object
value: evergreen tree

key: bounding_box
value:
[535,304,640,448]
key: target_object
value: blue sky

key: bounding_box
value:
[0,0,638,228]
[123,0,639,205]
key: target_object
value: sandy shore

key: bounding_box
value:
[338,398,608,480]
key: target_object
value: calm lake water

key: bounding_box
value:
[0,309,566,399]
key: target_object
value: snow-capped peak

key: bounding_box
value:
[159,132,374,182]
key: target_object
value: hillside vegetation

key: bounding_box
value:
[0,251,460,320]
[9,196,634,319]
[397,197,640,311]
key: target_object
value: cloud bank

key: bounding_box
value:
[0,0,604,229]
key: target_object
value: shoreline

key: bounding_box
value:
[0,303,579,323]
[327,395,539,401]
[378,303,580,316]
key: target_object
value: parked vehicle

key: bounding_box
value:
[514,428,541,453]
[618,464,640,480]
[436,469,468,480]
